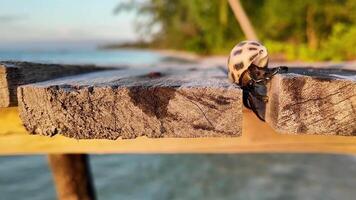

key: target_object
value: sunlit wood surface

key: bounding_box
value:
[0,107,355,155]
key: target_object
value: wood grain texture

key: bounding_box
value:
[266,68,356,136]
[18,68,242,139]
[0,61,114,107]
[1,107,356,154]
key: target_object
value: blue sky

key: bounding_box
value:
[0,0,139,48]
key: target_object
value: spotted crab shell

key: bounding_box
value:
[227,40,269,84]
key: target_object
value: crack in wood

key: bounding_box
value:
[283,83,353,110]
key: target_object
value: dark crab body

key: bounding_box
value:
[227,40,287,121]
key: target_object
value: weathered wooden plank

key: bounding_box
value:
[266,68,356,136]
[48,154,95,200]
[18,68,242,139]
[0,61,114,107]
[1,107,356,154]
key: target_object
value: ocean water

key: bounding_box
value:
[0,49,163,65]
[1,155,356,200]
[1,49,356,200]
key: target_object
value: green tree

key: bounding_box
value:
[116,0,356,60]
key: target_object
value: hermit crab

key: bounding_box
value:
[227,40,287,121]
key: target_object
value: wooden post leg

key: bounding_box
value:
[48,154,96,200]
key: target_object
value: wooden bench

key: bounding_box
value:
[1,61,355,200]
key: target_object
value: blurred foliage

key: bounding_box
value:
[116,0,356,60]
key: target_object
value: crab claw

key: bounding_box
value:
[272,66,288,75]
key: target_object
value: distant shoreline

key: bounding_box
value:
[98,42,201,63]
[97,43,356,70]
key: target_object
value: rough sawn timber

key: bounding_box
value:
[18,68,242,139]
[266,68,356,136]
[0,61,113,107]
